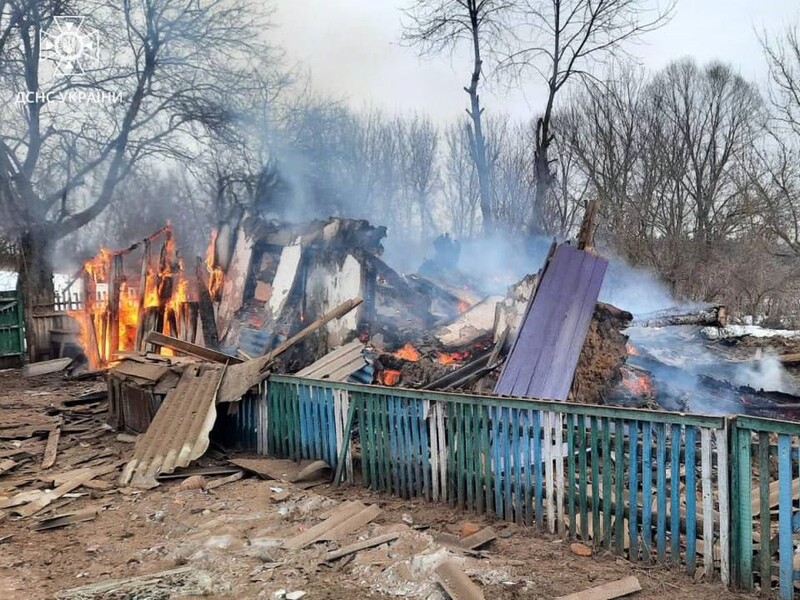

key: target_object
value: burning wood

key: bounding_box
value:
[71,225,196,369]
[393,343,421,362]
[631,305,728,329]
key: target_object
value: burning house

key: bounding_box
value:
[66,210,800,430]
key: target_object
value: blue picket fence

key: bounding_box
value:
[223,376,733,588]
[217,376,800,598]
[732,416,800,598]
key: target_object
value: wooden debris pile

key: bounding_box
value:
[0,390,122,523]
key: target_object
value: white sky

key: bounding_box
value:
[270,0,800,121]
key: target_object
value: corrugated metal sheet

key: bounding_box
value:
[296,340,371,382]
[494,244,608,401]
[119,363,225,488]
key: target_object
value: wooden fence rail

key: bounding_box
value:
[221,376,736,588]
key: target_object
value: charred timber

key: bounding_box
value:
[630,305,728,329]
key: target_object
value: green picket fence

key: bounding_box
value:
[259,376,732,586]
[732,416,800,598]
[214,375,800,597]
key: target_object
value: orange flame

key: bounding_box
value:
[71,225,191,368]
[205,228,224,298]
[379,369,402,386]
[436,350,470,365]
[457,300,470,314]
[621,369,654,397]
[626,343,639,356]
[393,343,421,362]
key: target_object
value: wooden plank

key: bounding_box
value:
[554,576,642,600]
[627,421,639,559]
[324,532,400,561]
[217,297,364,403]
[319,503,381,541]
[435,559,485,600]
[282,501,364,550]
[701,428,714,576]
[758,434,771,585]
[685,426,697,574]
[578,415,588,540]
[614,419,624,554]
[670,424,681,566]
[716,426,730,585]
[777,435,793,600]
[23,357,72,377]
[145,331,242,364]
[41,427,61,469]
[14,463,118,518]
[33,507,100,531]
[556,412,565,535]
[733,424,752,589]
[205,471,244,490]
[0,459,18,476]
[655,423,667,562]
[546,411,556,533]
[460,527,497,550]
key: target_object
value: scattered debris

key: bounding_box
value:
[554,576,642,600]
[435,559,485,600]
[295,339,373,383]
[178,475,208,491]
[291,459,330,483]
[570,542,593,557]
[458,527,496,550]
[325,532,401,561]
[55,566,213,599]
[41,426,60,469]
[205,470,244,490]
[22,357,72,378]
[145,331,243,364]
[33,507,101,531]
[283,501,378,550]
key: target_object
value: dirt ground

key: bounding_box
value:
[0,370,755,600]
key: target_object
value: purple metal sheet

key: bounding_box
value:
[494,244,608,401]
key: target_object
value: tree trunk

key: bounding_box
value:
[465,5,494,236]
[17,227,55,362]
[533,116,554,233]
[466,98,493,236]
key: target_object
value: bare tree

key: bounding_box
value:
[442,120,481,236]
[503,0,673,231]
[764,25,800,139]
[402,0,515,235]
[0,0,279,356]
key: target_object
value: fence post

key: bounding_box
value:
[731,418,753,590]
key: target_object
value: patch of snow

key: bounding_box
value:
[702,325,800,340]
[0,270,77,293]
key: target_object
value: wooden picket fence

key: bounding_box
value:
[732,416,800,599]
[225,376,732,585]
[216,375,800,597]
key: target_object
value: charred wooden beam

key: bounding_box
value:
[134,240,151,352]
[195,257,219,349]
[109,253,123,357]
[422,353,490,390]
[145,331,242,364]
[217,297,364,403]
[630,305,728,329]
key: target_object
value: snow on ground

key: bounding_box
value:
[702,325,800,340]
[0,271,75,293]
